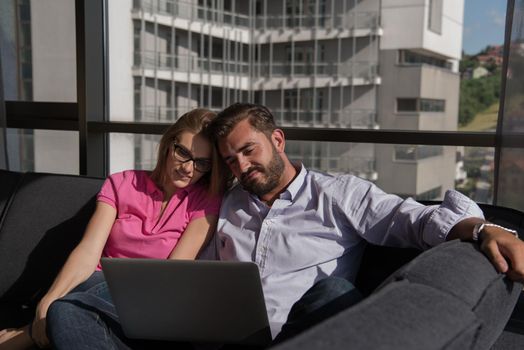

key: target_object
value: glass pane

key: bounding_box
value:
[108,1,506,133]
[0,0,76,102]
[109,133,161,174]
[286,141,493,203]
[105,1,505,189]
[458,0,506,132]
[6,128,79,175]
[497,0,524,211]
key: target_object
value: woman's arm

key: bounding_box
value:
[168,215,218,260]
[31,201,117,347]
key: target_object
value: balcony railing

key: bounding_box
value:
[274,109,377,129]
[254,11,379,30]
[134,51,250,75]
[254,61,378,80]
[135,106,377,129]
[133,0,250,27]
[136,106,222,123]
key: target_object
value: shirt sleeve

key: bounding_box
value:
[97,172,124,209]
[335,175,484,250]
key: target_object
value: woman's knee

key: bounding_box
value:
[46,297,78,331]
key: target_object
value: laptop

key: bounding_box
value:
[101,258,272,346]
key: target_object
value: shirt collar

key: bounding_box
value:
[145,172,191,198]
[145,172,162,195]
[281,164,307,201]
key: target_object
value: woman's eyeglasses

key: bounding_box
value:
[172,143,212,173]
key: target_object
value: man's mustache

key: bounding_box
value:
[240,166,265,183]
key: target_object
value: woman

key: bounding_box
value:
[0,108,227,349]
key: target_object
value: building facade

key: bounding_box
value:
[121,0,463,199]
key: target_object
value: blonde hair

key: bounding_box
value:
[151,108,227,196]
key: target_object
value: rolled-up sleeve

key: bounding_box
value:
[423,190,485,246]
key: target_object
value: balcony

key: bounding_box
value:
[254,61,378,80]
[133,0,250,28]
[254,11,379,31]
[274,109,378,129]
[134,51,249,75]
[136,106,222,123]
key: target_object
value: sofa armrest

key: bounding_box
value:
[271,240,522,350]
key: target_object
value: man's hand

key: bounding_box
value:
[448,217,524,282]
[479,225,524,282]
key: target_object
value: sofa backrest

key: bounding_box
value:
[0,170,23,229]
[0,171,104,306]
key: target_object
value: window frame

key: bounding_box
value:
[0,0,521,208]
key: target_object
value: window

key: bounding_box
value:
[398,50,452,69]
[420,99,445,112]
[397,98,445,112]
[397,98,418,112]
[0,0,518,210]
[428,0,443,34]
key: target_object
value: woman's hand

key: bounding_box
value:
[31,298,54,348]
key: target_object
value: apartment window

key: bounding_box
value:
[398,50,451,69]
[211,87,223,108]
[133,21,141,66]
[397,98,445,112]
[428,0,443,34]
[420,99,445,112]
[397,98,418,112]
[134,78,142,117]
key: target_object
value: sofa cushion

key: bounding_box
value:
[0,172,103,307]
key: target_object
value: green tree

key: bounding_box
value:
[459,71,501,126]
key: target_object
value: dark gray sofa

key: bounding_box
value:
[0,169,523,349]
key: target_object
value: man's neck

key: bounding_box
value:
[259,162,299,206]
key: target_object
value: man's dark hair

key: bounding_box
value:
[208,103,276,140]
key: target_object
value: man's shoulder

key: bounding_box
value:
[305,168,368,188]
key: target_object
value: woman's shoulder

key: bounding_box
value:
[106,170,154,189]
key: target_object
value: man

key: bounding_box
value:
[47,103,524,349]
[208,102,524,341]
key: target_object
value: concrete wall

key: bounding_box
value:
[378,50,459,131]
[376,48,459,198]
[381,0,464,61]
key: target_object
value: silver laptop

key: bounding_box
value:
[101,258,271,346]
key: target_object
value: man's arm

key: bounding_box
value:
[448,217,524,282]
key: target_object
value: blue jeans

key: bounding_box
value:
[46,275,362,349]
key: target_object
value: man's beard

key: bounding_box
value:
[240,148,285,197]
